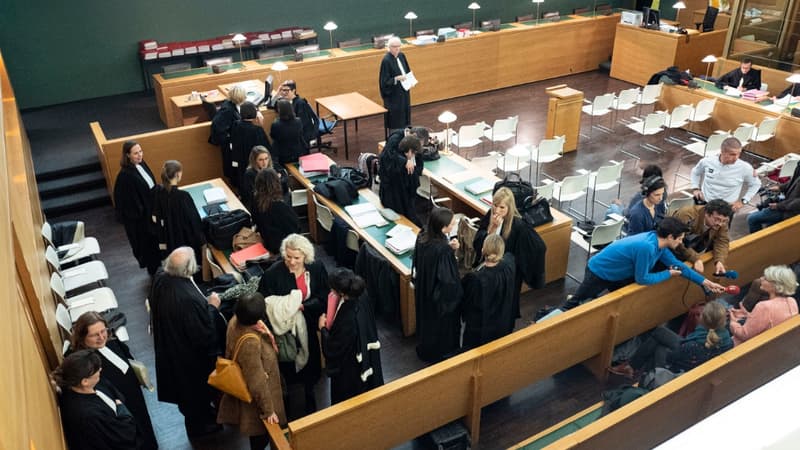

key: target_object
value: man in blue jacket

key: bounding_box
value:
[562,217,725,310]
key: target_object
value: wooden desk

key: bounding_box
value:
[610,23,727,86]
[285,163,420,336]
[170,89,226,127]
[153,15,620,128]
[315,92,387,159]
[182,178,246,275]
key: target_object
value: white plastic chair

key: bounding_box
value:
[553,171,591,220]
[312,195,334,233]
[483,116,519,151]
[568,218,624,281]
[530,135,565,184]
[622,111,668,158]
[42,221,100,267]
[45,245,108,292]
[610,88,640,127]
[637,83,663,116]
[667,194,696,216]
[682,132,729,158]
[663,104,694,143]
[536,180,555,202]
[779,157,800,179]
[732,123,757,146]
[50,272,118,323]
[751,117,779,154]
[690,98,716,124]
[453,123,488,157]
[346,229,361,253]
[581,93,615,139]
[588,161,624,219]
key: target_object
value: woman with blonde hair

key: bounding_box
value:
[461,234,516,349]
[729,265,799,345]
[210,84,247,180]
[473,187,547,323]
[151,160,205,261]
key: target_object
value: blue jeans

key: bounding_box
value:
[747,208,783,233]
[562,267,633,310]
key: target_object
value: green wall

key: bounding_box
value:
[0,0,628,109]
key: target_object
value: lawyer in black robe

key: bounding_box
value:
[271,99,309,166]
[150,257,224,436]
[252,168,300,254]
[151,182,205,261]
[716,60,761,91]
[113,141,160,274]
[209,87,246,180]
[229,102,271,188]
[379,38,412,130]
[413,208,463,362]
[461,253,516,349]
[257,236,328,413]
[378,129,424,226]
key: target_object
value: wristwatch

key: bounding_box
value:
[741,198,750,205]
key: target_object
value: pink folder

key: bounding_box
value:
[299,153,332,173]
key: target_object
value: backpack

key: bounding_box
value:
[493,172,534,209]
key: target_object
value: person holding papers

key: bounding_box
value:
[69,312,158,449]
[413,207,463,363]
[252,169,300,254]
[378,127,427,226]
[379,36,413,130]
[270,99,308,166]
[53,350,143,450]
[715,58,761,92]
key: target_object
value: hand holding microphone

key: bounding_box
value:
[713,269,739,279]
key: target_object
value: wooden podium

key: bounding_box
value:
[545,85,584,153]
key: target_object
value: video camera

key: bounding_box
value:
[756,186,784,210]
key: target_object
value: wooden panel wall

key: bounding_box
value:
[0,51,67,450]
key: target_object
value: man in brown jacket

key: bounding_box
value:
[671,199,733,274]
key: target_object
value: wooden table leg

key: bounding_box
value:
[399,275,415,336]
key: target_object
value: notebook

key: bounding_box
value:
[465,179,494,195]
[230,243,269,270]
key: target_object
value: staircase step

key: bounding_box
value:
[41,187,111,218]
[39,171,107,199]
[35,162,102,182]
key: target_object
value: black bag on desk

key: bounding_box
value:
[314,178,359,206]
[493,172,534,209]
[520,195,554,227]
[202,210,252,250]
[330,165,370,189]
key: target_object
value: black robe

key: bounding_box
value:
[257,259,328,387]
[778,83,800,98]
[209,100,241,180]
[379,51,412,130]
[413,234,463,362]
[149,271,222,412]
[252,200,300,255]
[716,67,762,91]
[461,253,516,350]
[59,379,142,450]
[96,340,158,449]
[270,118,308,166]
[291,95,319,145]
[474,215,547,319]
[113,163,160,273]
[151,185,205,260]
[230,119,271,188]
[378,129,423,226]
[321,296,383,405]
[240,166,290,212]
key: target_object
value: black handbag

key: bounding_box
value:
[493,172,534,209]
[330,165,370,189]
[202,210,252,250]
[520,195,554,227]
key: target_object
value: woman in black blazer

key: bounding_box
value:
[270,99,308,166]
[251,168,299,255]
[229,101,271,188]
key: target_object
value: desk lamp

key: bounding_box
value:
[323,22,338,49]
[505,144,530,176]
[702,54,717,81]
[438,111,457,155]
[786,73,800,98]
[468,3,481,31]
[232,33,247,69]
[271,61,288,86]
[673,1,686,29]
[405,12,418,38]
[532,0,545,25]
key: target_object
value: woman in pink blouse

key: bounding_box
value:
[729,265,799,345]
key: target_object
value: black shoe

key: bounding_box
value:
[186,422,223,438]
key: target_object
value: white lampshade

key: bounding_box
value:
[271,61,288,72]
[438,111,457,124]
[786,74,800,83]
[232,33,247,44]
[324,21,338,31]
[673,1,687,8]
[404,11,418,20]
[507,144,531,158]
[532,0,545,4]
[468,2,481,10]
[702,55,718,63]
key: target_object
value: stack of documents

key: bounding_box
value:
[344,203,388,228]
[742,89,769,102]
[385,224,416,255]
[203,187,227,205]
[299,153,333,176]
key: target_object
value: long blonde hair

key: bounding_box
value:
[701,302,727,349]
[492,187,520,240]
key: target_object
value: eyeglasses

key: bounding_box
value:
[86,328,109,339]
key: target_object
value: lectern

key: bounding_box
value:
[545,84,584,152]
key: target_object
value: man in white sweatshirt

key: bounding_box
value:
[690,137,761,213]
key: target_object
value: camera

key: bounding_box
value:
[756,186,784,210]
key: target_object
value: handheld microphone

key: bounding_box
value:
[714,270,739,279]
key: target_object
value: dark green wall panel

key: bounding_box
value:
[0,0,628,109]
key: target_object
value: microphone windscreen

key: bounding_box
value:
[725,285,741,295]
[726,270,739,279]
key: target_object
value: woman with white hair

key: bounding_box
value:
[257,233,328,415]
[378,36,412,130]
[729,265,799,345]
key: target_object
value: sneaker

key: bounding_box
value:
[608,362,634,379]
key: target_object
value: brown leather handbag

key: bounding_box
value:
[232,226,263,251]
[207,333,259,402]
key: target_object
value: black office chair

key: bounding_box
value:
[696,6,719,32]
[262,74,273,107]
[316,114,338,154]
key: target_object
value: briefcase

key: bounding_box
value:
[202,210,252,250]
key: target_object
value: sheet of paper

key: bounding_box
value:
[401,71,418,91]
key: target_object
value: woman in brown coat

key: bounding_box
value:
[217,292,286,450]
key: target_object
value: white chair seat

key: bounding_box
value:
[453,123,488,148]
[554,172,590,203]
[626,112,667,136]
[61,260,109,292]
[65,287,119,321]
[57,237,101,265]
